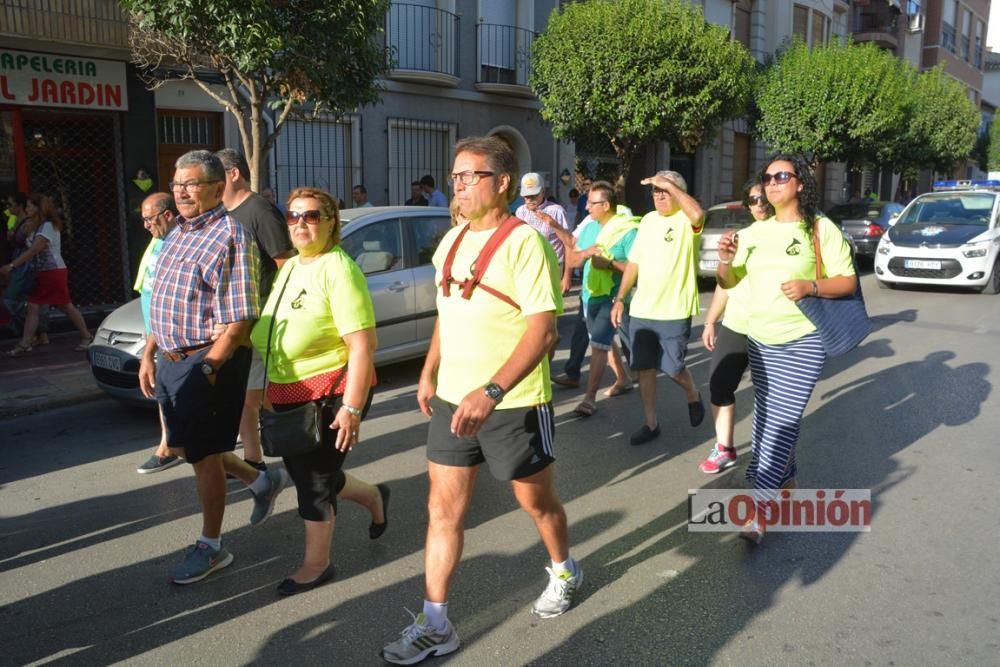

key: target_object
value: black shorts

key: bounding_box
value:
[426,395,555,481]
[629,316,692,376]
[156,346,251,465]
[708,323,749,407]
[279,389,374,522]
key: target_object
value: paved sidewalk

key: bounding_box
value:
[0,333,103,418]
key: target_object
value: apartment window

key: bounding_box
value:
[275,115,360,206]
[962,10,971,61]
[733,0,752,49]
[942,0,956,53]
[793,4,828,47]
[387,118,457,206]
[975,21,984,68]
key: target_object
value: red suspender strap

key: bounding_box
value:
[440,223,471,297]
[463,216,524,299]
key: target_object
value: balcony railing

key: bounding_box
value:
[386,3,459,84]
[476,23,536,89]
[0,0,128,50]
[852,14,896,35]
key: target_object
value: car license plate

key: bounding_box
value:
[703,259,719,270]
[92,352,121,372]
[904,259,941,270]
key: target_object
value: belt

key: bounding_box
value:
[161,343,213,363]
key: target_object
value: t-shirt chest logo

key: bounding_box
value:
[290,288,307,309]
[663,227,675,242]
[786,238,802,256]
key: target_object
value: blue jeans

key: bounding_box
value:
[563,302,589,380]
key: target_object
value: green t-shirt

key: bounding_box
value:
[250,246,375,383]
[626,209,702,320]
[731,216,855,344]
[720,279,751,336]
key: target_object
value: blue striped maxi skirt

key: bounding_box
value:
[745,332,825,511]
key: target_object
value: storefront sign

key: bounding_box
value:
[0,49,127,111]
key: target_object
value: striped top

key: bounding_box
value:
[149,204,260,353]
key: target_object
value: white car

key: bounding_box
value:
[697,201,753,278]
[873,181,1000,294]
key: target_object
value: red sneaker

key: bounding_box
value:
[698,444,737,474]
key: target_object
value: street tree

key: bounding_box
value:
[988,116,1000,173]
[122,0,390,190]
[531,0,754,188]
[899,66,980,175]
[755,39,912,168]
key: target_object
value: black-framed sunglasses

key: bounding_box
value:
[748,195,767,206]
[285,209,325,225]
[762,171,797,186]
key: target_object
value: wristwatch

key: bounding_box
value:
[484,383,505,403]
[200,362,217,376]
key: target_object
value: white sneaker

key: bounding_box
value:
[531,563,584,618]
[382,610,460,665]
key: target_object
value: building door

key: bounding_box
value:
[156,110,223,191]
[731,132,751,200]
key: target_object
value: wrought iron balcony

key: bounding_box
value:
[0,0,128,50]
[386,3,460,86]
[851,13,899,49]
[476,23,537,96]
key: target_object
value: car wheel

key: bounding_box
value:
[980,260,1000,295]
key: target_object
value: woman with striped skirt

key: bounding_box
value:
[715,154,857,544]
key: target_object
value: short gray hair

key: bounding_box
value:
[656,169,688,193]
[215,148,250,181]
[175,150,226,182]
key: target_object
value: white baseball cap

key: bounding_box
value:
[520,172,543,197]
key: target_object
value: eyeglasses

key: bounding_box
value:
[762,171,797,186]
[168,180,221,192]
[285,209,326,225]
[447,171,495,186]
[652,188,671,197]
[587,199,608,207]
[748,195,766,206]
[142,211,165,225]
[523,192,544,200]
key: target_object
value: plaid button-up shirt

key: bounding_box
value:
[149,204,260,353]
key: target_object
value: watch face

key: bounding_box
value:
[486,384,503,400]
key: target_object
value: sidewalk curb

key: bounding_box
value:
[0,390,105,420]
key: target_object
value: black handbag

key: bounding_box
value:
[796,224,872,358]
[257,266,337,458]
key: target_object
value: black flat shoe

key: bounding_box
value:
[369,483,390,540]
[277,564,335,596]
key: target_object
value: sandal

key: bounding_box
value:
[604,383,634,397]
[6,344,33,357]
[572,400,597,417]
[74,337,93,351]
[32,334,50,346]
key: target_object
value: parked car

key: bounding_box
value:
[89,206,452,406]
[826,201,904,259]
[697,201,857,279]
[874,181,1000,294]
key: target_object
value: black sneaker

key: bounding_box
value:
[688,394,706,427]
[629,424,661,446]
[245,459,267,472]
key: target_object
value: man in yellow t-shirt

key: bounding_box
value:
[382,136,580,666]
[611,170,706,446]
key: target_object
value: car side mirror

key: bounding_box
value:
[888,211,901,226]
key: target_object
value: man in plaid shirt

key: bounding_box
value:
[138,150,289,585]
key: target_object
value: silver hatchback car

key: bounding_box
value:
[89,205,452,406]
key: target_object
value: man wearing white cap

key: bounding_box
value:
[516,173,573,294]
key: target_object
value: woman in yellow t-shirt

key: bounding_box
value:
[250,187,388,594]
[716,155,857,544]
[697,179,773,475]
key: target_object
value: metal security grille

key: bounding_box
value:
[158,113,217,145]
[274,115,359,206]
[387,118,456,206]
[22,109,127,307]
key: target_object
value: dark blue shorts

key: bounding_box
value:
[629,316,692,377]
[155,346,251,464]
[585,298,617,349]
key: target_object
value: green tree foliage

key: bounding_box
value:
[122,0,390,189]
[531,0,754,186]
[900,67,979,174]
[988,116,1000,172]
[755,39,911,167]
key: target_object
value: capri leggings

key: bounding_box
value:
[708,323,749,407]
[279,388,374,522]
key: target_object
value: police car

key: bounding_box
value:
[874,180,1000,294]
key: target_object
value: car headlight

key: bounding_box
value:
[877,237,892,255]
[962,241,990,258]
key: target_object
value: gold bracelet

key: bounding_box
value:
[340,403,362,417]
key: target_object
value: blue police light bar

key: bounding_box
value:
[932,179,1000,191]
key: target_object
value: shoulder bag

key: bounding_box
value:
[258,264,341,458]
[795,223,872,357]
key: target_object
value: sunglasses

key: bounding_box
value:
[285,209,325,225]
[762,171,797,186]
[748,195,766,206]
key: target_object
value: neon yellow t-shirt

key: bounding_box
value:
[721,279,751,336]
[731,216,855,344]
[250,246,375,383]
[626,209,702,320]
[433,222,563,409]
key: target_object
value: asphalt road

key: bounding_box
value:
[2,272,999,666]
